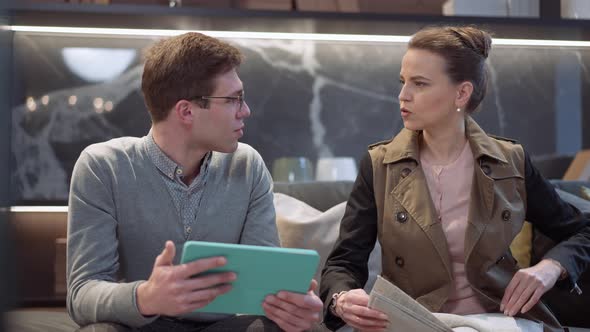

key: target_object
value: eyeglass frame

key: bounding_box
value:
[189,93,245,112]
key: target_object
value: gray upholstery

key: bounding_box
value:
[5,310,78,332]
[551,180,590,201]
[532,154,574,179]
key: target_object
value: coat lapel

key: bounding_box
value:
[464,163,495,261]
[385,129,453,279]
[464,117,505,262]
[392,167,454,279]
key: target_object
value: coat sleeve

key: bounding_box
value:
[319,152,379,331]
[524,149,590,292]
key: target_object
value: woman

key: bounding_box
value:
[319,26,590,332]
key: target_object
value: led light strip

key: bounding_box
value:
[6,206,68,212]
[6,25,590,47]
[7,25,410,42]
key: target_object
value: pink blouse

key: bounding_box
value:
[420,142,488,315]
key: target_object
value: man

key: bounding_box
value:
[67,32,323,331]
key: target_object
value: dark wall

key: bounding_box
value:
[583,31,590,150]
[1,2,16,327]
[10,31,590,202]
[1,3,12,206]
[7,4,590,202]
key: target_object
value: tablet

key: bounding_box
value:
[180,241,320,315]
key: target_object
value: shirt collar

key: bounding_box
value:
[144,130,212,180]
[381,116,508,165]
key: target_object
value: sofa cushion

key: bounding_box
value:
[274,193,381,294]
[273,181,354,212]
[531,154,574,179]
[5,310,78,332]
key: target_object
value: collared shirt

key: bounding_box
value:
[421,142,487,315]
[145,131,211,239]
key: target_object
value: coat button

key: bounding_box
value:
[401,168,411,178]
[481,164,491,176]
[396,211,408,223]
[395,256,405,267]
[501,210,511,221]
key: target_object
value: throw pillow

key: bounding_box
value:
[274,193,382,294]
[509,222,533,268]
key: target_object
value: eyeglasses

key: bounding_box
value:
[190,93,245,112]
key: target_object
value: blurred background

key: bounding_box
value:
[4,0,590,204]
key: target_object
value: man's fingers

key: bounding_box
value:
[309,279,318,292]
[276,291,323,311]
[182,271,236,291]
[178,285,231,313]
[177,256,227,279]
[184,284,233,305]
[265,295,320,322]
[263,301,311,331]
[263,304,305,332]
[154,241,176,267]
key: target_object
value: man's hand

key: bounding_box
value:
[334,288,388,332]
[136,241,236,317]
[262,279,323,332]
[501,258,563,316]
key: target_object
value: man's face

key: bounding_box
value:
[191,69,250,153]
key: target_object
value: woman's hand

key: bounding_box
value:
[334,288,389,332]
[501,259,564,316]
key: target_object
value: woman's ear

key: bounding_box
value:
[456,81,474,109]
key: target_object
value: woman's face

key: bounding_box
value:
[398,48,463,132]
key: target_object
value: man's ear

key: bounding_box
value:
[456,81,474,109]
[174,100,194,124]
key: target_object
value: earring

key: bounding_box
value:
[456,108,461,112]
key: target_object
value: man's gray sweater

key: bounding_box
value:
[66,136,278,327]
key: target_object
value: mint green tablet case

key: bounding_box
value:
[180,241,320,315]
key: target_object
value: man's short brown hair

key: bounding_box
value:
[141,32,242,122]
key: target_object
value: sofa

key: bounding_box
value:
[4,180,590,332]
